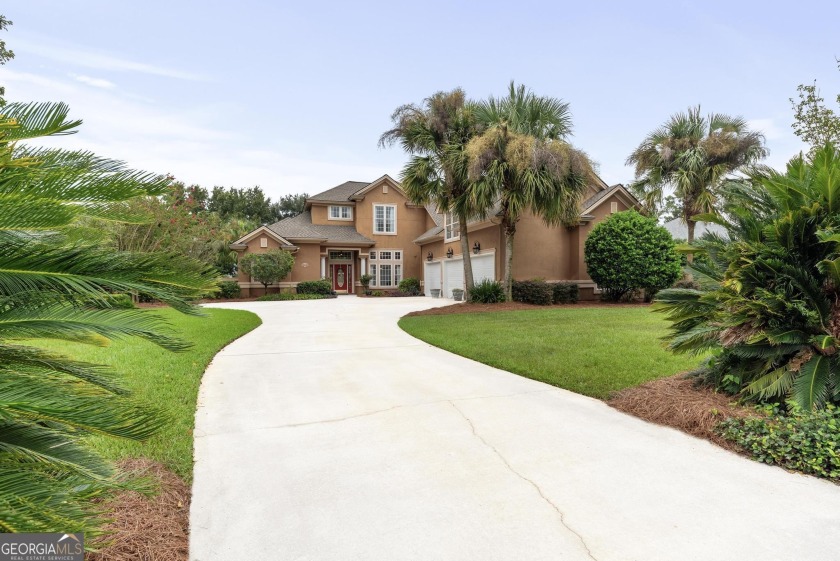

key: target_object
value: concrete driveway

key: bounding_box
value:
[190,297,839,561]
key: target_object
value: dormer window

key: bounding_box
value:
[444,212,460,241]
[329,205,353,221]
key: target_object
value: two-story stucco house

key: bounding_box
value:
[230,173,640,299]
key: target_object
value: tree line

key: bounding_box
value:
[104,180,307,276]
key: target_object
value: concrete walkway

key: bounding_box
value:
[190,297,839,561]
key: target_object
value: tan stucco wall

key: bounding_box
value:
[290,243,324,283]
[420,224,504,280]
[416,192,635,298]
[354,181,429,285]
[233,233,323,297]
[509,210,575,281]
[310,203,357,226]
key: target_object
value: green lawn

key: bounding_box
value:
[399,306,700,399]
[34,307,261,481]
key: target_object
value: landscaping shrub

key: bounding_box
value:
[719,405,840,481]
[512,280,553,306]
[469,280,506,303]
[258,293,332,301]
[360,273,373,295]
[656,146,840,410]
[584,211,681,301]
[217,280,241,299]
[239,249,295,293]
[95,293,136,309]
[296,278,332,295]
[671,277,700,290]
[372,290,384,297]
[551,282,579,304]
[398,277,421,296]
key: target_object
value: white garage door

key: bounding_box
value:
[471,253,495,284]
[443,259,464,298]
[424,262,441,297]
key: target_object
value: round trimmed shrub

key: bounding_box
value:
[398,277,421,296]
[584,211,681,301]
[217,280,241,299]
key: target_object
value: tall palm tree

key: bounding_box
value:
[467,82,595,300]
[380,89,482,293]
[0,101,218,534]
[626,106,768,251]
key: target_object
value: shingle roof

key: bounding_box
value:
[581,185,615,211]
[581,183,638,213]
[414,225,444,244]
[425,204,443,227]
[307,181,370,202]
[266,211,375,244]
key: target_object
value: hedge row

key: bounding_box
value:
[511,280,579,305]
[296,279,333,295]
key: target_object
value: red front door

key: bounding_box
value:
[333,264,349,293]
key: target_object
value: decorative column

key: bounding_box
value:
[360,256,367,275]
[320,256,326,278]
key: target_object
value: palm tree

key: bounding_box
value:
[0,102,218,534]
[380,89,482,293]
[626,106,767,251]
[467,82,595,300]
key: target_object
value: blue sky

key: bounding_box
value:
[2,0,837,199]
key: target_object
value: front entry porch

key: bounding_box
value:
[330,263,352,294]
[321,248,368,295]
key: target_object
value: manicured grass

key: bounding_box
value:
[34,307,261,481]
[399,306,701,399]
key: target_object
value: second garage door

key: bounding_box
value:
[443,259,464,299]
[441,252,496,298]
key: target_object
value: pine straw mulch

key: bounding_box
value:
[404,301,647,317]
[607,375,757,450]
[87,459,190,561]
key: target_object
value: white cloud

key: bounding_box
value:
[2,69,393,198]
[70,74,116,89]
[14,35,205,81]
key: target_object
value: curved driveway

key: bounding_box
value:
[190,297,839,561]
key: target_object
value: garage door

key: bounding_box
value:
[443,259,464,298]
[471,253,495,284]
[424,262,441,297]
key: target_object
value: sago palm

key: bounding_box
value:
[0,101,218,534]
[380,89,482,292]
[655,144,840,410]
[467,82,594,299]
[627,106,767,249]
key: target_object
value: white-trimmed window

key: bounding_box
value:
[329,205,353,220]
[369,248,403,287]
[444,212,460,241]
[373,204,396,234]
